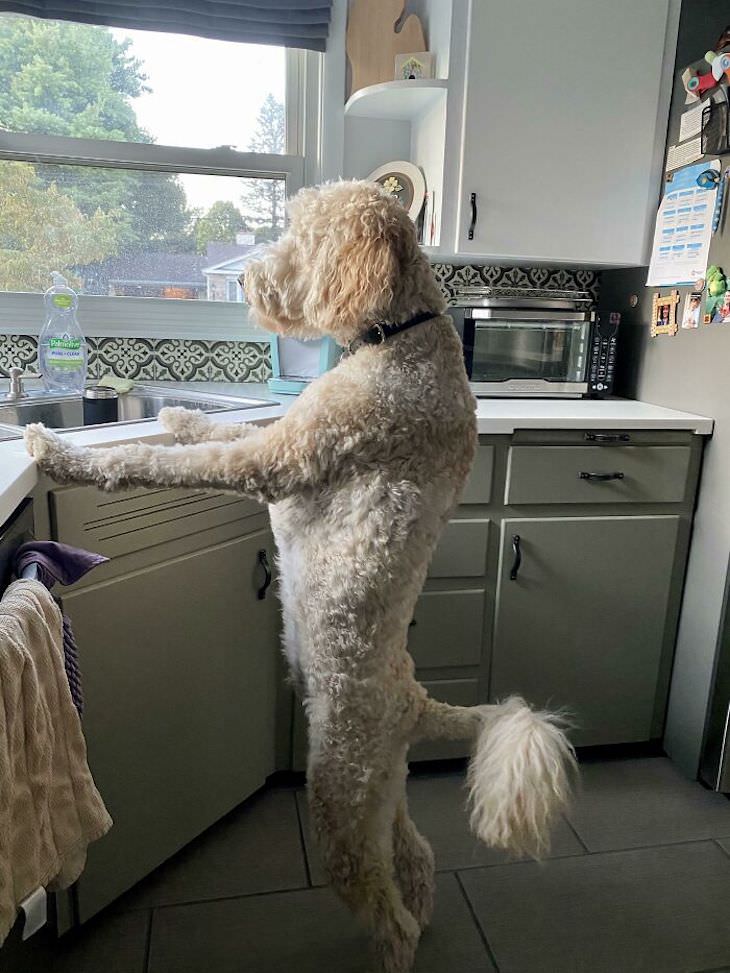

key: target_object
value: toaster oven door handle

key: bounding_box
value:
[578,471,625,482]
[468,192,477,240]
[470,309,589,322]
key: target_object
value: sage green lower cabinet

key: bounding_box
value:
[491,516,681,746]
[405,429,702,763]
[428,518,490,578]
[61,527,279,922]
[408,589,485,669]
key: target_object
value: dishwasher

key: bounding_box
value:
[0,499,34,590]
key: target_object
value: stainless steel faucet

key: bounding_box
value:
[5,367,27,402]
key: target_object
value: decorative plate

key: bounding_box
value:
[366,161,426,223]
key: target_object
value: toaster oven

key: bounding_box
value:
[449,289,619,398]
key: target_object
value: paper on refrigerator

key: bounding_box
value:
[647,160,720,287]
[678,102,704,142]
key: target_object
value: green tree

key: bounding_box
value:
[0,162,117,291]
[0,16,150,141]
[194,201,248,253]
[239,94,286,238]
[0,16,195,257]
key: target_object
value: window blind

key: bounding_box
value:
[0,0,332,50]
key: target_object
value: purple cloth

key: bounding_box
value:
[13,541,109,714]
[15,540,108,589]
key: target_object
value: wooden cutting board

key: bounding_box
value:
[346,0,427,98]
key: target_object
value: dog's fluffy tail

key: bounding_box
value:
[467,697,576,859]
[414,694,576,859]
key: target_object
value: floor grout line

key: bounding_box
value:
[142,909,153,973]
[115,835,730,918]
[712,837,730,860]
[431,835,728,875]
[454,871,502,973]
[562,814,591,854]
[136,882,317,914]
[293,791,314,888]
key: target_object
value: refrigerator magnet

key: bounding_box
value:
[651,290,680,337]
[681,291,703,329]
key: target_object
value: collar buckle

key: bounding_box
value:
[367,323,387,345]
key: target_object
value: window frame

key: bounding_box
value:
[0,43,312,341]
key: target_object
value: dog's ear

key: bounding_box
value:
[304,204,406,345]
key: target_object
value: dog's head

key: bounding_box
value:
[241,180,444,346]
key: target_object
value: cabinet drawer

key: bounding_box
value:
[409,679,479,762]
[505,446,691,505]
[408,589,484,668]
[51,484,262,557]
[428,519,490,578]
[460,444,494,504]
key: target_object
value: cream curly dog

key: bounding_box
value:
[26,181,575,973]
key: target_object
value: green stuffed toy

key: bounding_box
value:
[706,265,727,318]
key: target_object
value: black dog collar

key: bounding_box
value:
[349,310,438,354]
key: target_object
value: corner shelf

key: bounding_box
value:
[345,79,448,122]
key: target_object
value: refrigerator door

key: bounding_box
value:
[699,558,730,790]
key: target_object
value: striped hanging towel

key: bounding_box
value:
[13,541,109,714]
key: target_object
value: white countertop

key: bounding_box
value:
[0,381,714,528]
[473,398,714,436]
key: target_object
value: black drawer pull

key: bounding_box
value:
[584,432,630,443]
[578,471,625,482]
[257,548,272,600]
[468,192,477,240]
[510,534,522,581]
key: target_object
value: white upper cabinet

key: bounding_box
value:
[341,0,677,266]
[444,0,676,266]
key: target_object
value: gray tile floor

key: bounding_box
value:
[6,756,730,973]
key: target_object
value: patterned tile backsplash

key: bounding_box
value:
[0,335,272,382]
[432,263,600,304]
[0,265,599,381]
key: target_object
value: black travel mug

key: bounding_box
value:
[83,386,119,426]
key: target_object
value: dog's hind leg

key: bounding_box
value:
[411,696,484,744]
[411,694,576,859]
[392,794,435,932]
[308,746,420,973]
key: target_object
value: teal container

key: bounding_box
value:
[267,335,340,395]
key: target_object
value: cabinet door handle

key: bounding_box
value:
[578,471,625,481]
[509,534,522,581]
[584,432,630,443]
[257,548,272,600]
[468,192,477,240]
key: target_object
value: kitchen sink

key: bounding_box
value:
[0,384,274,439]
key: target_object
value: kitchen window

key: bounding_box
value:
[0,12,316,340]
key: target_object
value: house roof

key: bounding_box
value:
[202,244,269,276]
[80,241,267,292]
[204,242,254,264]
[83,252,208,288]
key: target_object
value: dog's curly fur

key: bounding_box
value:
[25,180,576,973]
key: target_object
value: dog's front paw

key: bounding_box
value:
[24,423,68,465]
[158,406,212,444]
[24,423,86,483]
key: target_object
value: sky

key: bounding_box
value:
[111,28,286,210]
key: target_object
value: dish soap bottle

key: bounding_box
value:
[38,272,88,394]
